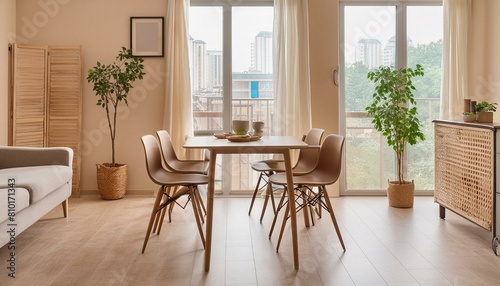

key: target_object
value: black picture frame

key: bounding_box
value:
[130,17,164,57]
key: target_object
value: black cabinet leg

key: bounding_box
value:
[439,205,446,219]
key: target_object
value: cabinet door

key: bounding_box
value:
[47,46,82,196]
[9,44,48,147]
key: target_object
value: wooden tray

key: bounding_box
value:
[227,135,260,142]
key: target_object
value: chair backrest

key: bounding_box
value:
[314,134,345,185]
[293,128,325,173]
[140,134,165,185]
[156,130,180,170]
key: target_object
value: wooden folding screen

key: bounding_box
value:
[9,44,82,197]
[9,45,47,147]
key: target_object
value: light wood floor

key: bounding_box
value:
[1,195,500,285]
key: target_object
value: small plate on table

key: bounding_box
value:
[214,133,233,139]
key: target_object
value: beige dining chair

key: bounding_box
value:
[140,134,208,253]
[268,134,346,252]
[248,128,325,223]
[156,130,209,227]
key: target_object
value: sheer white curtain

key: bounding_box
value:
[163,0,193,159]
[440,0,471,120]
[273,0,312,138]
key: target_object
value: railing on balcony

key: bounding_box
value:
[193,97,275,136]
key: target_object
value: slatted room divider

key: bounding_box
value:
[9,44,82,197]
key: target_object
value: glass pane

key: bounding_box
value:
[343,6,396,192]
[189,6,223,190]
[231,7,274,192]
[406,6,443,191]
[189,7,223,134]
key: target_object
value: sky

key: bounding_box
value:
[189,5,443,69]
[189,6,274,72]
[344,5,443,63]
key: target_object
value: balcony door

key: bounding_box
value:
[190,1,274,195]
[340,1,443,195]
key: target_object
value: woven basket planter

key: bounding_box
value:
[387,180,414,208]
[96,163,128,200]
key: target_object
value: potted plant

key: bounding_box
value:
[462,111,476,123]
[366,64,425,208]
[87,47,145,199]
[474,101,497,123]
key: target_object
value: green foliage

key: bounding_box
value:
[87,47,146,165]
[474,101,497,112]
[366,64,426,184]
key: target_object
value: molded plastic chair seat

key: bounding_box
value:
[248,128,325,223]
[157,130,209,174]
[268,134,346,252]
[140,134,208,254]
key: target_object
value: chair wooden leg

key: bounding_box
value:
[155,187,172,235]
[61,199,68,218]
[249,173,264,215]
[276,202,290,253]
[194,190,205,224]
[153,190,168,234]
[314,186,323,219]
[190,187,206,249]
[269,183,277,215]
[321,186,345,251]
[168,186,177,223]
[156,200,168,235]
[142,186,164,253]
[192,188,205,224]
[302,187,310,228]
[260,182,272,223]
[269,188,288,238]
[195,189,207,217]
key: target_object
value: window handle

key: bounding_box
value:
[333,67,339,86]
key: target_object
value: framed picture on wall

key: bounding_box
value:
[130,17,164,57]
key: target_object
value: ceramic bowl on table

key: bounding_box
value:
[232,120,249,135]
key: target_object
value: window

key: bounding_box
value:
[340,1,443,195]
[190,1,274,195]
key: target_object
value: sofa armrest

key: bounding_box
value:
[0,146,73,170]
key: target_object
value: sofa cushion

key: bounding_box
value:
[0,188,30,224]
[0,165,72,204]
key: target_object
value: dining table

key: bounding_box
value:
[183,135,310,271]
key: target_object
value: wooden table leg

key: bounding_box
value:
[204,150,217,272]
[283,150,299,270]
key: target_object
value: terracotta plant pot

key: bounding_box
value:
[476,111,493,123]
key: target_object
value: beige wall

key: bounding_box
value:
[309,0,340,195]
[15,0,166,194]
[469,0,500,122]
[0,0,16,146]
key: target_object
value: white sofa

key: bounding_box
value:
[0,146,73,248]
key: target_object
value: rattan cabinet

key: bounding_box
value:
[434,120,500,254]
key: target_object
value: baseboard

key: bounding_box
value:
[78,189,155,196]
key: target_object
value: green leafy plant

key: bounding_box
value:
[366,64,425,184]
[462,111,476,116]
[87,47,145,166]
[474,101,497,112]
